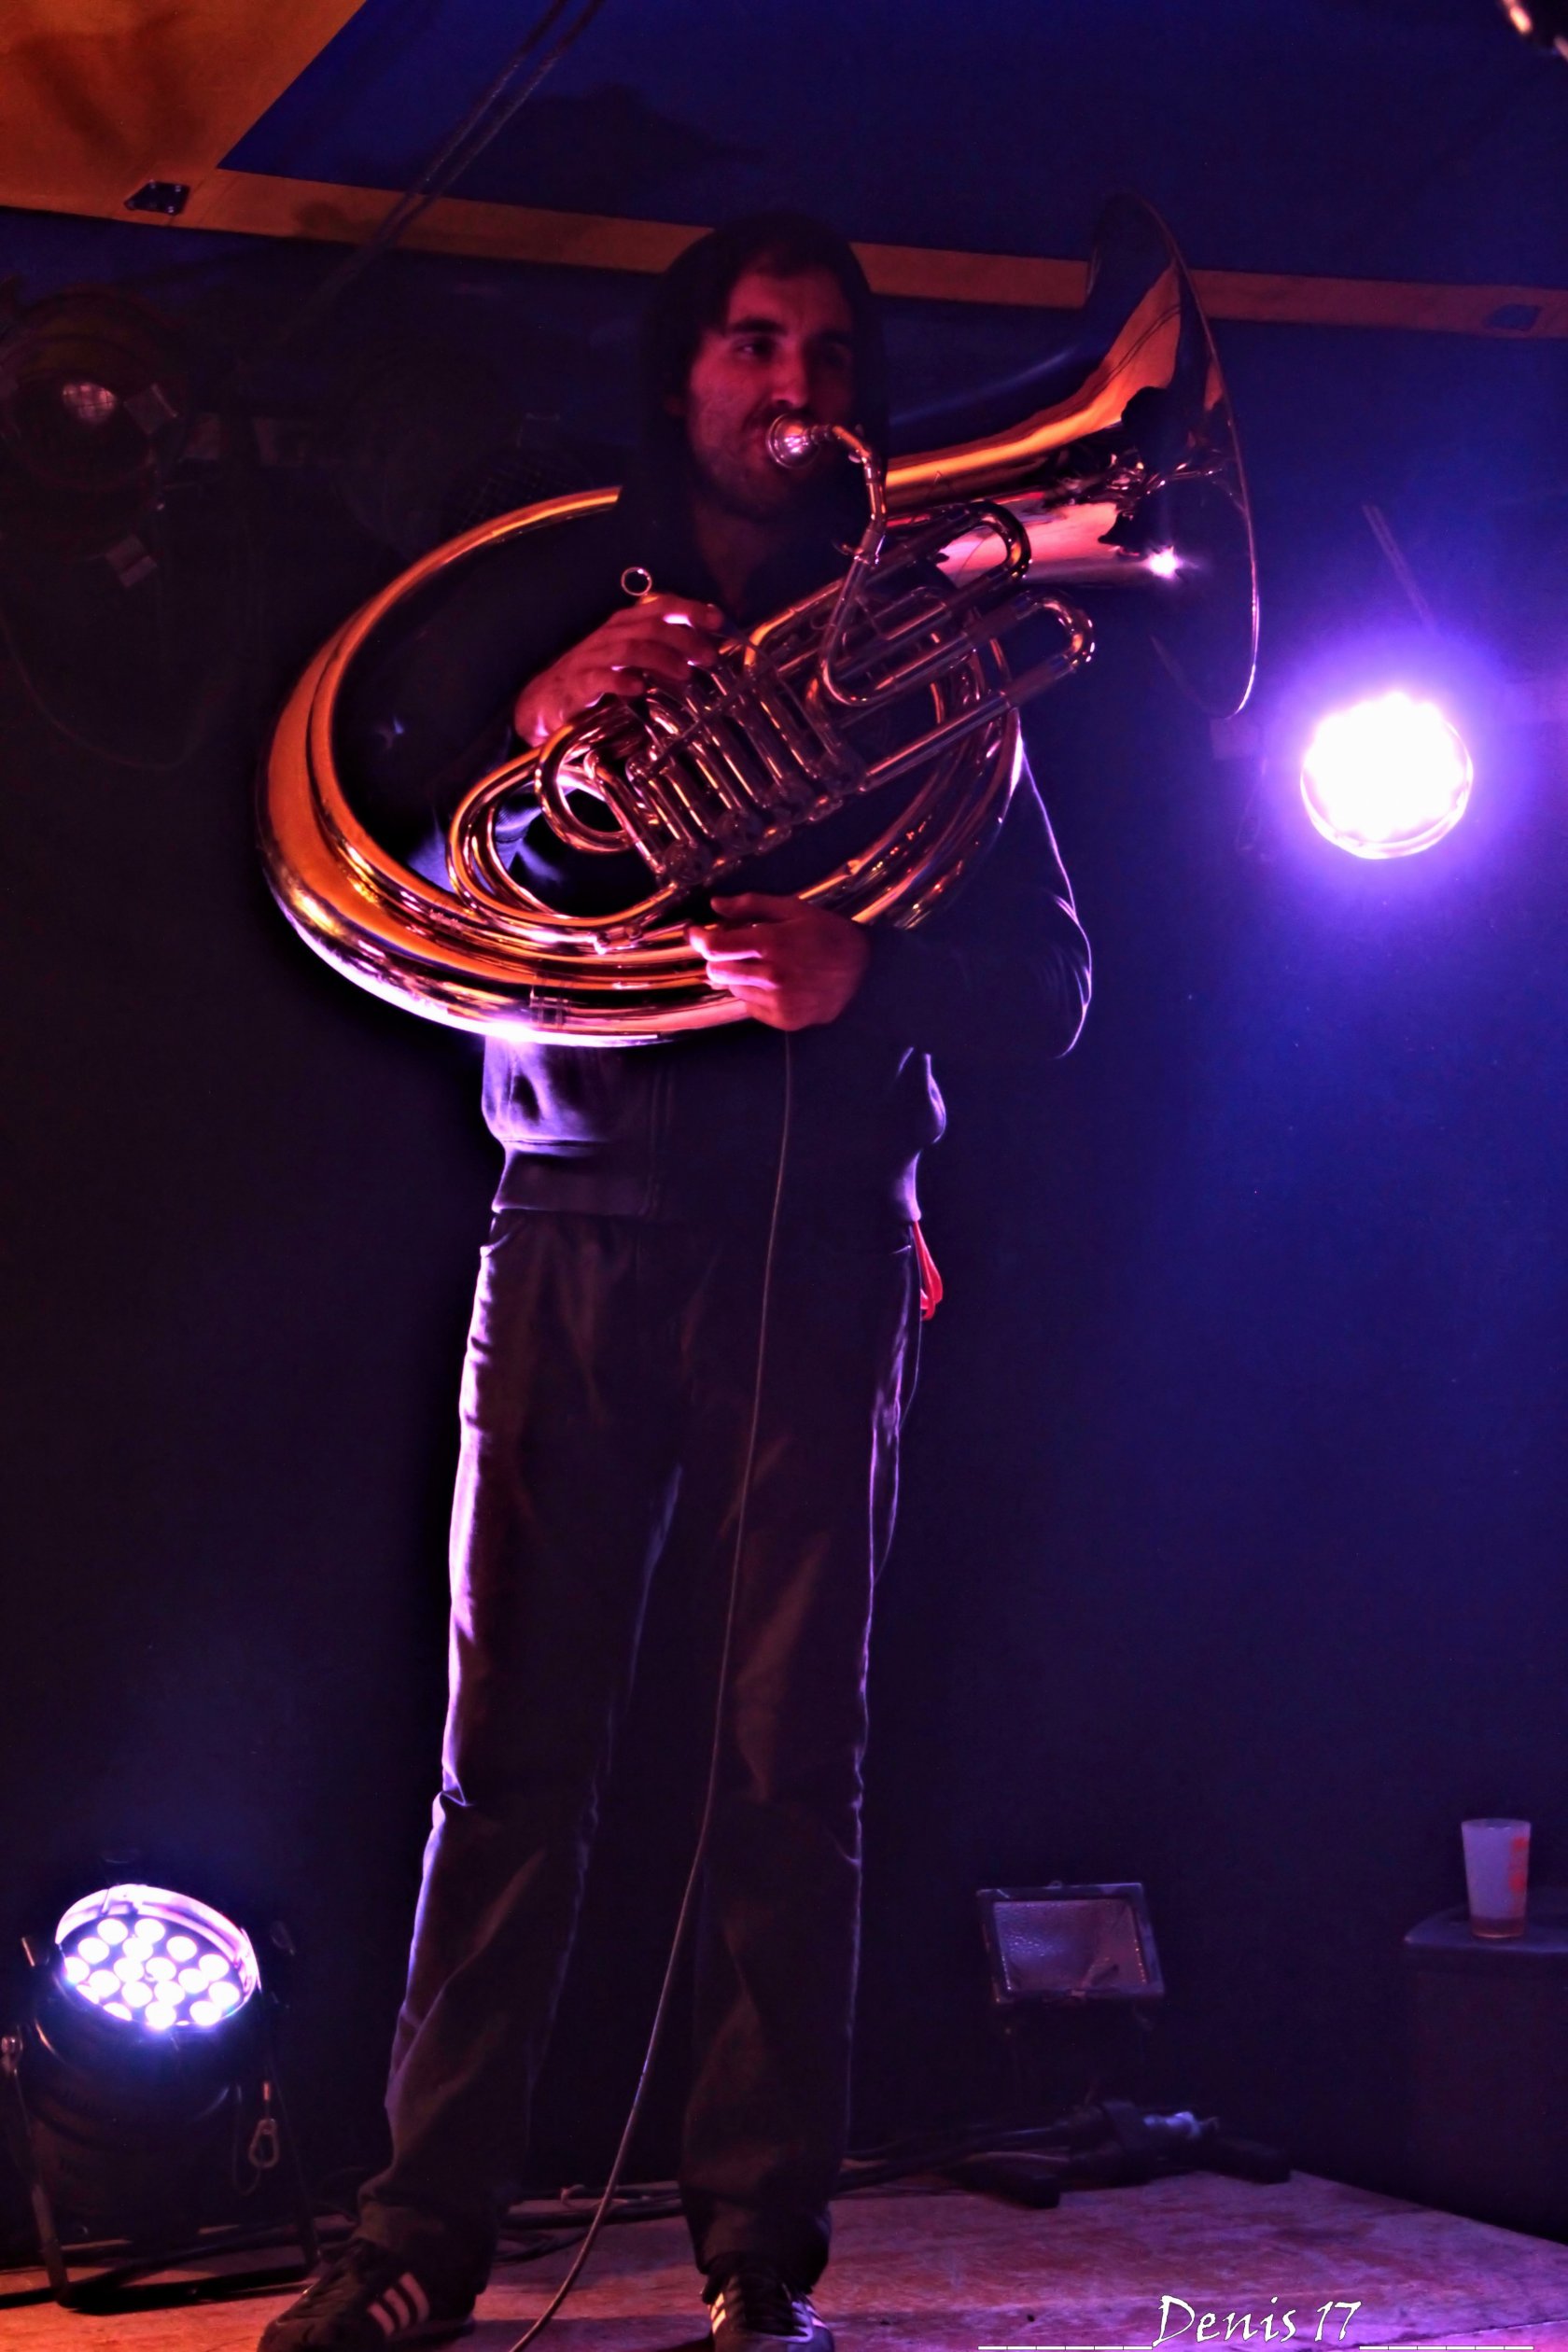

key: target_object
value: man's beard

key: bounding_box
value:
[687,412,840,526]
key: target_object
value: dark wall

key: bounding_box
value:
[3,208,1567,2219]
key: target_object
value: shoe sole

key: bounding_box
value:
[709,2324,833,2351]
[259,2313,474,2350]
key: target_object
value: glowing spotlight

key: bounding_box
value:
[52,1887,259,2037]
[1300,690,1472,859]
[1146,546,1182,579]
[5,1883,318,2299]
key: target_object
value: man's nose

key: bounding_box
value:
[769,339,812,412]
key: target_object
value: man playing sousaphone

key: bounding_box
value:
[261,211,1091,2352]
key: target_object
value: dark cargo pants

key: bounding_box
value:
[357,1207,917,2294]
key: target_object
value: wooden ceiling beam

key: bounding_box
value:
[8,166,1568,343]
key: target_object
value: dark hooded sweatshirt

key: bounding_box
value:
[347,454,1091,1241]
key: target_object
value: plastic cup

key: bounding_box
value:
[1462,1817,1531,1939]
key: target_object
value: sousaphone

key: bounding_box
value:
[261,196,1256,1042]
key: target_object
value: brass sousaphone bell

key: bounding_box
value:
[261,196,1257,1043]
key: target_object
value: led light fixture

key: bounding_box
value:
[52,1885,259,2034]
[1,1880,315,2305]
[1300,690,1473,860]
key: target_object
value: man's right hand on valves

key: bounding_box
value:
[511,595,727,745]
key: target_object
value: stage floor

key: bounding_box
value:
[7,2171,1568,2352]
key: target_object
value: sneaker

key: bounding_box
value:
[258,2237,475,2348]
[706,2263,833,2351]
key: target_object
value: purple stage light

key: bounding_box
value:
[52,1886,259,2036]
[10,1879,320,2292]
[1300,690,1472,859]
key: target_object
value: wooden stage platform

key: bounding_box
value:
[6,2171,1568,2352]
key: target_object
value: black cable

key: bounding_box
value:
[0,2217,323,2312]
[259,0,611,365]
[499,1033,796,2352]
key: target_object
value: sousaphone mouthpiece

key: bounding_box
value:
[766,414,835,468]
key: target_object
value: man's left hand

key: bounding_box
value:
[688,892,872,1030]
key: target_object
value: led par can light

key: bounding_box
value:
[6,1884,269,2244]
[52,1883,259,2035]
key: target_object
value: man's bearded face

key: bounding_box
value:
[672,264,858,524]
